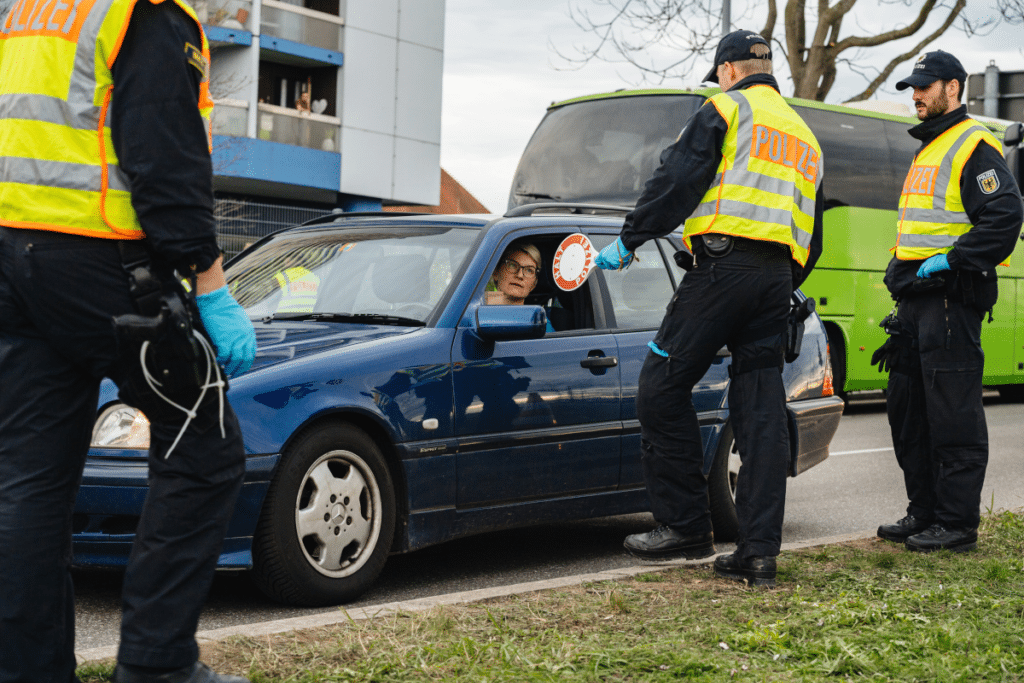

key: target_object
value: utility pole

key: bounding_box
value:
[722,0,731,36]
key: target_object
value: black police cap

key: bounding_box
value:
[895,50,967,91]
[703,29,772,84]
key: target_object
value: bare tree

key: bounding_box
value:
[997,0,1024,22]
[558,0,996,101]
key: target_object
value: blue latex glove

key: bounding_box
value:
[648,341,669,357]
[595,237,635,270]
[916,253,950,279]
[196,285,257,377]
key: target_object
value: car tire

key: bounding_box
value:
[251,422,396,606]
[997,384,1024,402]
[708,423,739,543]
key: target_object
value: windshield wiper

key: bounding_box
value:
[259,312,426,326]
[514,191,562,200]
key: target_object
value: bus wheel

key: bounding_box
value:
[997,384,1024,402]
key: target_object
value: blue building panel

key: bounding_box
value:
[213,136,341,191]
[258,35,344,66]
[205,25,253,46]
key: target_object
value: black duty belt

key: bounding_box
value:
[696,234,790,258]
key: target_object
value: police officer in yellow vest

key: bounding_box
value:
[872,52,1022,553]
[0,0,256,681]
[274,265,320,313]
[594,30,824,587]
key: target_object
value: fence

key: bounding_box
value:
[215,198,333,259]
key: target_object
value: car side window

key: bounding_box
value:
[591,236,674,330]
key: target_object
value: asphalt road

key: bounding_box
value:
[73,392,1024,651]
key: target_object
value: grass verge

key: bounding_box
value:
[80,510,1024,682]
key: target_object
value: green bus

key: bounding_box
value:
[508,88,1024,398]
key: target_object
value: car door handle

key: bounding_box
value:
[580,355,618,368]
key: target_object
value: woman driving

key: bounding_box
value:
[486,242,543,305]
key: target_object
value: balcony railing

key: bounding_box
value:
[256,103,340,151]
[211,99,249,137]
[183,0,253,30]
[259,0,343,53]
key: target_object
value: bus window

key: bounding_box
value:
[794,107,896,211]
[884,120,919,194]
[509,95,702,210]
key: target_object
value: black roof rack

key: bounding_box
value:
[298,210,430,227]
[503,202,631,218]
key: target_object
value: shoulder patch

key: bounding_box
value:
[977,169,999,195]
[184,42,208,79]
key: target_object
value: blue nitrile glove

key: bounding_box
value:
[648,341,669,357]
[595,237,635,270]
[196,285,257,377]
[916,254,950,279]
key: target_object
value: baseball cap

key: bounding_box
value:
[703,30,772,83]
[895,50,967,91]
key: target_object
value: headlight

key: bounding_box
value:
[91,404,151,449]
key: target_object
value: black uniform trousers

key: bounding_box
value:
[0,227,245,683]
[886,288,988,531]
[636,239,793,559]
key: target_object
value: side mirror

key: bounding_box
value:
[1004,122,1023,147]
[475,305,547,341]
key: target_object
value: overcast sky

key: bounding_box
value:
[439,0,1024,213]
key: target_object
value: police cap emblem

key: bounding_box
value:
[977,169,999,195]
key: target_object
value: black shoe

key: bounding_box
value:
[877,515,933,542]
[623,526,715,560]
[113,662,249,683]
[905,524,977,553]
[713,553,777,587]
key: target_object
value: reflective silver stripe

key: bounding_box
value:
[900,207,972,225]
[898,233,958,249]
[0,93,102,130]
[930,122,987,208]
[67,0,115,104]
[0,156,130,193]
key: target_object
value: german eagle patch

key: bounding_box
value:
[977,169,999,195]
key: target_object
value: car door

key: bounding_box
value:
[588,232,730,488]
[451,229,621,509]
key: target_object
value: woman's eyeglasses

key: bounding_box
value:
[501,258,538,278]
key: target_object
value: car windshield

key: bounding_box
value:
[508,94,703,210]
[226,225,478,324]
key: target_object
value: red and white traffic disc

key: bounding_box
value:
[552,233,595,292]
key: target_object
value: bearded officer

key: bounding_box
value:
[873,51,1022,552]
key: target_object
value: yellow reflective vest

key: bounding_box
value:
[274,266,319,313]
[894,118,1008,265]
[682,86,822,267]
[0,0,213,240]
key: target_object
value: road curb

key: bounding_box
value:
[76,528,877,664]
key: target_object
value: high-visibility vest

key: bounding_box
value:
[894,118,1008,265]
[0,0,213,240]
[274,266,319,313]
[682,86,822,266]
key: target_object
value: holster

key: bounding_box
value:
[112,242,206,399]
[785,295,815,363]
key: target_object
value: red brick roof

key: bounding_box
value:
[383,169,490,214]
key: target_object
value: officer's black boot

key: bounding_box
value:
[714,552,776,587]
[114,662,249,683]
[877,514,933,542]
[623,525,715,560]
[905,524,978,553]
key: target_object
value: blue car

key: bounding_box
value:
[78,206,844,606]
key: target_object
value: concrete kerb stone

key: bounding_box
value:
[75,528,877,664]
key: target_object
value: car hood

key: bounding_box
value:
[249,321,421,372]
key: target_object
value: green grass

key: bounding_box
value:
[80,510,1024,682]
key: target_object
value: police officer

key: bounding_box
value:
[873,51,1022,552]
[0,0,256,681]
[595,29,824,588]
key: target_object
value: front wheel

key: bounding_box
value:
[707,423,740,542]
[252,423,396,606]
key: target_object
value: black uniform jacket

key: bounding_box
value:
[884,105,1024,300]
[618,73,825,289]
[109,0,221,275]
